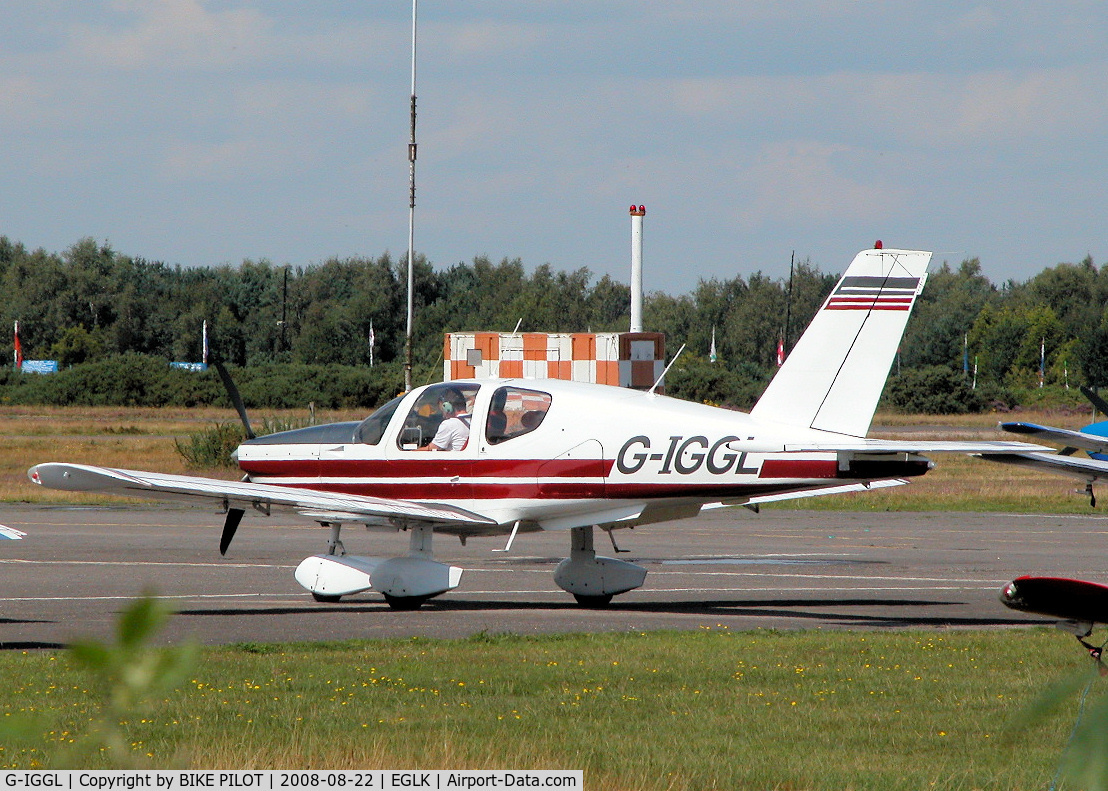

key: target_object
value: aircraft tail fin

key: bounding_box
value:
[750,247,931,437]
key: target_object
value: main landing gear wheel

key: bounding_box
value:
[311,592,343,603]
[573,593,613,608]
[383,593,432,611]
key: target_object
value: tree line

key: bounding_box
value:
[2,235,1107,412]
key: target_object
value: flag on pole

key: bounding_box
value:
[1039,337,1045,388]
[709,326,717,364]
[13,321,22,370]
[776,338,785,367]
[202,320,209,365]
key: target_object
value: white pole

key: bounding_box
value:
[404,0,418,391]
[629,205,645,332]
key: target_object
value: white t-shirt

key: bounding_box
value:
[432,414,471,451]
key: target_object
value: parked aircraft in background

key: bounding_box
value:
[980,386,1108,506]
[28,246,1044,610]
[1001,575,1108,671]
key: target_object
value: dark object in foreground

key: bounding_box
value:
[1001,575,1108,673]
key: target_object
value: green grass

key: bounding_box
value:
[1,628,1102,789]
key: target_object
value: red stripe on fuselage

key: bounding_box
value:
[242,456,921,501]
[239,457,614,479]
[289,480,845,501]
[758,459,839,479]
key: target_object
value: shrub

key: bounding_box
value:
[175,422,248,468]
[884,365,986,414]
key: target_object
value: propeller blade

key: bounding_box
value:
[220,508,245,556]
[207,344,256,440]
[1082,385,1108,417]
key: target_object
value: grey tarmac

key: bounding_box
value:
[0,504,1104,648]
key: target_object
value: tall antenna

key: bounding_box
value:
[404,0,418,391]
[279,265,289,354]
[783,250,795,354]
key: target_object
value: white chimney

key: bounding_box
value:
[629,204,645,332]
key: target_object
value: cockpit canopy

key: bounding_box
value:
[246,382,553,449]
[358,382,552,450]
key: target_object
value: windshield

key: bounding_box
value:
[397,383,480,450]
[353,394,405,445]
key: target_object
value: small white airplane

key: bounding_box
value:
[28,246,1045,610]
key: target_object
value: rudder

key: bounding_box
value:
[750,247,931,437]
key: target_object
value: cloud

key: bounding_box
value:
[738,141,902,226]
[3,3,1108,290]
[70,0,273,71]
[433,20,546,59]
[652,64,1108,150]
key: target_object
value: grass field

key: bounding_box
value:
[1,628,1104,788]
[0,405,360,504]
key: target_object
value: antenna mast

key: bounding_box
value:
[404,0,418,391]
[783,250,794,354]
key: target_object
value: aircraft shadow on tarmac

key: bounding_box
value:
[0,616,55,626]
[0,641,66,651]
[173,596,1043,630]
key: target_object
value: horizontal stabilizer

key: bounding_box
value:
[784,439,1050,454]
[1002,422,1108,455]
[739,477,908,506]
[0,525,26,540]
[977,451,1108,481]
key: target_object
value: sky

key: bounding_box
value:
[2,2,1108,295]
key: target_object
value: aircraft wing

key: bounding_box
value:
[1000,422,1108,455]
[27,463,498,530]
[976,451,1108,482]
[783,439,1051,453]
[0,525,26,540]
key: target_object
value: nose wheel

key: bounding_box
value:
[572,593,613,608]
[383,593,433,611]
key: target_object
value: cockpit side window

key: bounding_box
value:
[397,383,480,450]
[353,395,404,445]
[485,387,552,444]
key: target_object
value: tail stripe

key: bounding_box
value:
[826,276,920,311]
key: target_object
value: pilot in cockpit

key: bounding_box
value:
[416,388,471,451]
